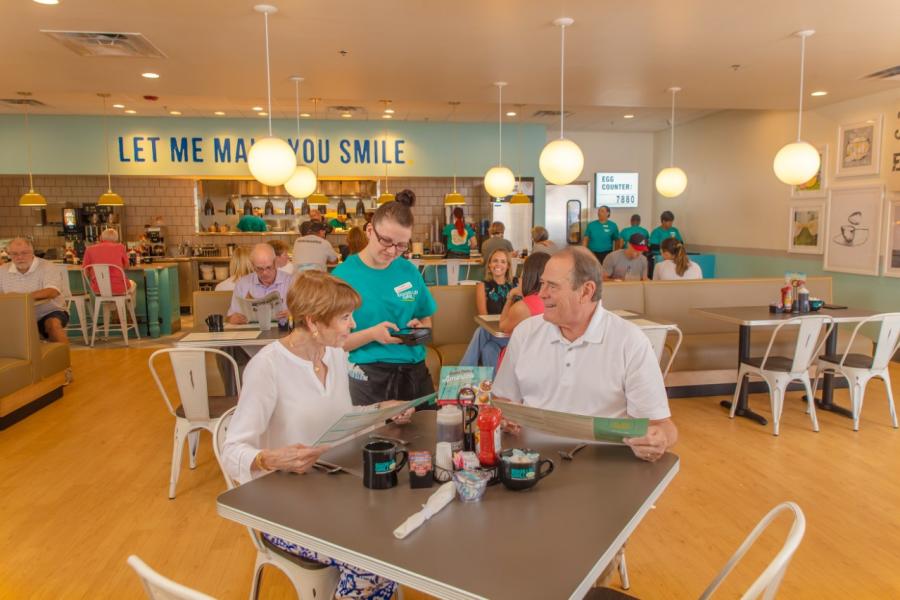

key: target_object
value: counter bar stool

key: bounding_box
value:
[213,407,340,600]
[127,555,216,600]
[83,263,140,346]
[730,315,834,436]
[812,312,900,431]
[149,348,240,499]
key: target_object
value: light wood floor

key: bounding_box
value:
[2,346,900,599]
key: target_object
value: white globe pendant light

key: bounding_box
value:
[283,76,318,198]
[247,5,296,187]
[483,82,515,199]
[773,30,821,185]
[655,87,688,198]
[539,17,584,185]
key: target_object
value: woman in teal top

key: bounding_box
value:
[582,205,619,265]
[443,206,477,258]
[649,210,684,250]
[620,214,650,244]
[333,189,438,406]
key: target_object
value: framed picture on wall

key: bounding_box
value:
[835,116,882,178]
[788,199,826,254]
[791,144,828,198]
[883,194,900,278]
[824,185,884,276]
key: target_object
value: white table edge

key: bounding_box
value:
[568,456,681,600]
[174,335,275,348]
[215,500,487,600]
[689,307,873,326]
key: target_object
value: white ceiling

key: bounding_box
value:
[1,0,899,132]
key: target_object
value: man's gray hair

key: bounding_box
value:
[100,228,119,242]
[531,226,549,243]
[250,242,275,264]
[555,246,602,301]
[9,237,34,250]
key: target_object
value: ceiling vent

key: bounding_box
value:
[863,65,900,81]
[532,109,574,118]
[40,30,166,58]
[0,98,47,107]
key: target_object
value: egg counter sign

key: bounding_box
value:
[595,172,639,208]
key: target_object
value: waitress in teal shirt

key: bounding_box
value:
[443,206,477,258]
[334,189,438,406]
[649,210,684,250]
[582,205,619,265]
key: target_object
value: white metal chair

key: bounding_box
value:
[127,555,216,600]
[60,266,91,345]
[83,263,140,346]
[730,315,833,436]
[149,348,241,499]
[640,323,684,379]
[213,407,341,600]
[812,312,900,431]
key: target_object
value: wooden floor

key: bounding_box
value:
[2,345,900,599]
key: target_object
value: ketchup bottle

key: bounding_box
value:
[476,406,502,467]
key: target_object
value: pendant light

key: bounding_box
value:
[355,198,366,217]
[203,197,215,215]
[225,195,237,215]
[539,18,584,185]
[97,93,124,206]
[284,76,318,199]
[773,30,821,185]
[243,197,254,215]
[306,97,329,206]
[18,92,46,207]
[483,82,516,198]
[509,107,531,204]
[247,5,296,187]
[284,197,295,214]
[655,87,688,198]
[336,198,348,217]
[444,101,465,205]
[377,124,395,204]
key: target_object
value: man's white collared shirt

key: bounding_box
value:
[493,303,671,420]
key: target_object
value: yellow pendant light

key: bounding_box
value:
[306,97,329,206]
[284,76,318,199]
[483,82,516,198]
[773,30,821,185]
[97,93,124,206]
[444,101,466,205]
[539,18,584,186]
[18,92,46,207]
[378,118,395,204]
[655,87,688,198]
[247,4,296,187]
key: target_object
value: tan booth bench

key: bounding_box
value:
[0,294,71,429]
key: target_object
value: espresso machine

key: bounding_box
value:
[145,225,167,257]
[81,204,122,243]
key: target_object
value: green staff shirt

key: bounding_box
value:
[584,219,619,252]
[443,223,477,255]
[333,255,437,365]
[649,226,683,247]
[620,225,650,244]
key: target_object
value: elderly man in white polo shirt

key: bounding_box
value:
[0,237,70,345]
[493,246,677,462]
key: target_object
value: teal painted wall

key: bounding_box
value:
[714,252,900,313]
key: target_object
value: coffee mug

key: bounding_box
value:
[205,314,224,332]
[363,441,409,490]
[498,448,555,491]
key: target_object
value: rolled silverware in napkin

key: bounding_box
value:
[393,482,456,539]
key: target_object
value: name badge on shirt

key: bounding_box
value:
[394,281,417,302]
[394,282,413,294]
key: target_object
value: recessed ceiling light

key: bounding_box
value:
[300,112,311,118]
[384,108,395,114]
[623,114,635,119]
[506,111,517,117]
[382,114,392,119]
[258,112,268,116]
[810,90,828,97]
[341,112,352,118]
[169,110,182,115]
[112,104,125,109]
[252,106,263,111]
[141,72,160,79]
[214,111,225,116]
[125,109,137,114]
[33,0,60,5]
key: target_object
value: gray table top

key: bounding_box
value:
[175,325,285,348]
[474,314,508,338]
[691,305,878,326]
[217,411,679,600]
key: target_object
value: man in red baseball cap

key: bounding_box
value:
[601,233,650,281]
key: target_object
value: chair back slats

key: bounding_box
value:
[169,350,211,421]
[872,313,900,371]
[790,316,831,372]
[127,555,216,600]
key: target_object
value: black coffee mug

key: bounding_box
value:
[205,314,224,332]
[362,441,409,490]
[498,449,555,491]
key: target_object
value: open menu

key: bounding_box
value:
[496,401,648,444]
[313,393,436,447]
[234,290,282,322]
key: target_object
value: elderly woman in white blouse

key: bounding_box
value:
[222,270,397,599]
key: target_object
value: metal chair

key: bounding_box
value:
[60,266,91,345]
[148,348,240,499]
[127,555,216,600]
[812,312,900,431]
[731,315,833,436]
[83,263,140,346]
[640,323,684,378]
[213,407,340,600]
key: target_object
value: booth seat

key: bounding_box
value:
[0,294,70,429]
[428,285,479,367]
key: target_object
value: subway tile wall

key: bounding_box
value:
[0,175,493,253]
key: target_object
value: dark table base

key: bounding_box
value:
[720,400,769,426]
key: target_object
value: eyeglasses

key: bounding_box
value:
[253,263,276,273]
[370,224,409,253]
[8,251,33,258]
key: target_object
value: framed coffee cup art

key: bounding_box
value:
[823,185,884,276]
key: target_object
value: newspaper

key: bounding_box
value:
[496,401,648,444]
[234,291,281,322]
[313,393,436,447]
